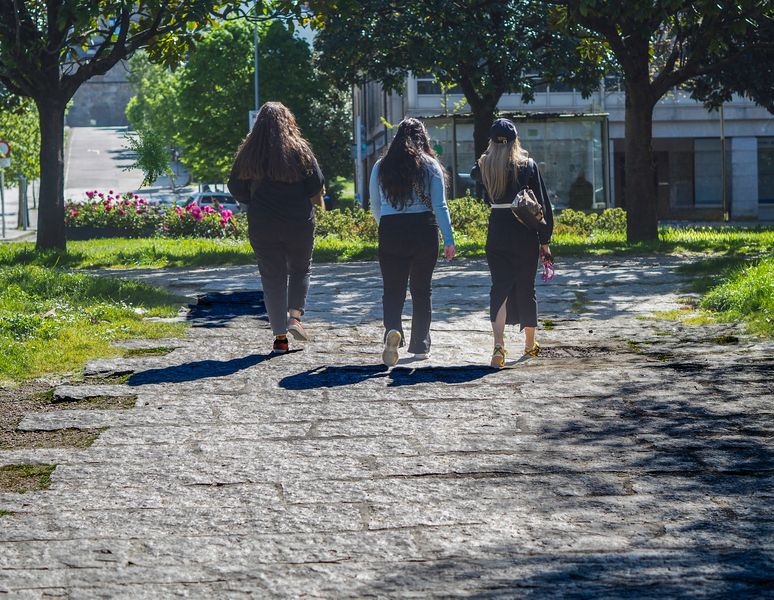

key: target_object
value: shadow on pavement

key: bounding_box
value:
[279,364,495,390]
[353,359,774,597]
[187,290,267,328]
[127,352,279,385]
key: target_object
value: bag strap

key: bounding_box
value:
[516,155,531,191]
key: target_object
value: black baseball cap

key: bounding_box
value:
[490,118,518,144]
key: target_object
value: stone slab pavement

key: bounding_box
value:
[1,256,772,598]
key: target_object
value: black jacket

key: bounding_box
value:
[471,157,554,245]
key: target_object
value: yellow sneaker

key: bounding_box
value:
[491,344,508,368]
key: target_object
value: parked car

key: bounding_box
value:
[184,192,241,213]
[145,193,178,207]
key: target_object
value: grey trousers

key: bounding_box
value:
[248,215,314,336]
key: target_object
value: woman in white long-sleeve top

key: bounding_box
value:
[369,118,456,366]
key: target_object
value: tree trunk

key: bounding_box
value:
[623,86,658,242]
[35,98,67,250]
[468,100,498,199]
[471,103,497,161]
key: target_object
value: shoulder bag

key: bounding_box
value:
[510,159,546,230]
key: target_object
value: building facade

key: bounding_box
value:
[354,74,774,221]
[66,61,133,128]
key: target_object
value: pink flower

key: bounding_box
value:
[98,193,104,198]
[69,208,78,218]
[109,189,114,195]
[104,203,112,212]
[86,191,94,199]
[202,205,216,214]
[134,194,140,199]
[189,205,203,221]
[174,206,184,217]
[117,208,126,216]
[138,198,146,204]
[220,209,233,220]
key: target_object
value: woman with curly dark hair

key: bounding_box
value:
[369,118,455,366]
[228,102,325,355]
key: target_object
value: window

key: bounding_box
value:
[548,81,575,93]
[415,72,460,95]
[759,138,774,204]
[604,74,624,92]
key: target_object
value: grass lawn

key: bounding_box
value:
[0,265,187,384]
[0,226,770,380]
[695,256,774,336]
[1,227,772,269]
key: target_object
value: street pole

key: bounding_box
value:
[0,168,5,239]
[260,2,261,110]
[17,175,28,230]
[720,104,728,222]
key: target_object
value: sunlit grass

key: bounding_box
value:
[0,266,187,383]
[699,257,774,336]
[1,226,771,270]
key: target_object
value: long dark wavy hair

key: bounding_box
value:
[378,118,442,210]
[232,102,317,183]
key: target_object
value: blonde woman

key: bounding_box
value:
[471,118,554,367]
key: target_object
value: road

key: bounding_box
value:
[64,126,145,202]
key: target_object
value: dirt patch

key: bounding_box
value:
[539,345,619,359]
[0,384,120,450]
[123,347,176,358]
[0,464,56,493]
[82,373,132,385]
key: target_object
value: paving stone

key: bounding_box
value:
[1,257,772,597]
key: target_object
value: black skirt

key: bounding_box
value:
[485,209,540,329]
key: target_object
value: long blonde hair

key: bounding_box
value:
[478,138,529,201]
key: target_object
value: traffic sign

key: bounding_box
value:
[0,139,10,158]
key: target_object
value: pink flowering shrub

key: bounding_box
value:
[160,201,244,238]
[65,191,160,236]
[65,190,245,238]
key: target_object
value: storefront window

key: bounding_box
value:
[759,138,774,204]
[422,116,606,205]
[520,119,605,209]
[653,138,694,208]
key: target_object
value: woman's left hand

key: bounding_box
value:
[540,244,552,263]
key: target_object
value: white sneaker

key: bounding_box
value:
[411,352,430,360]
[382,330,401,367]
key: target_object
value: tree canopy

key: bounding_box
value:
[554,0,774,241]
[127,19,350,184]
[0,95,40,185]
[308,0,602,157]
[0,0,296,249]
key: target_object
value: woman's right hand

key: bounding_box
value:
[444,244,456,261]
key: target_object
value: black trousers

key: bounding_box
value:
[485,209,540,329]
[378,212,439,354]
[247,212,314,336]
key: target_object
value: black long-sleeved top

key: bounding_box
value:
[471,157,554,245]
[227,160,324,223]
